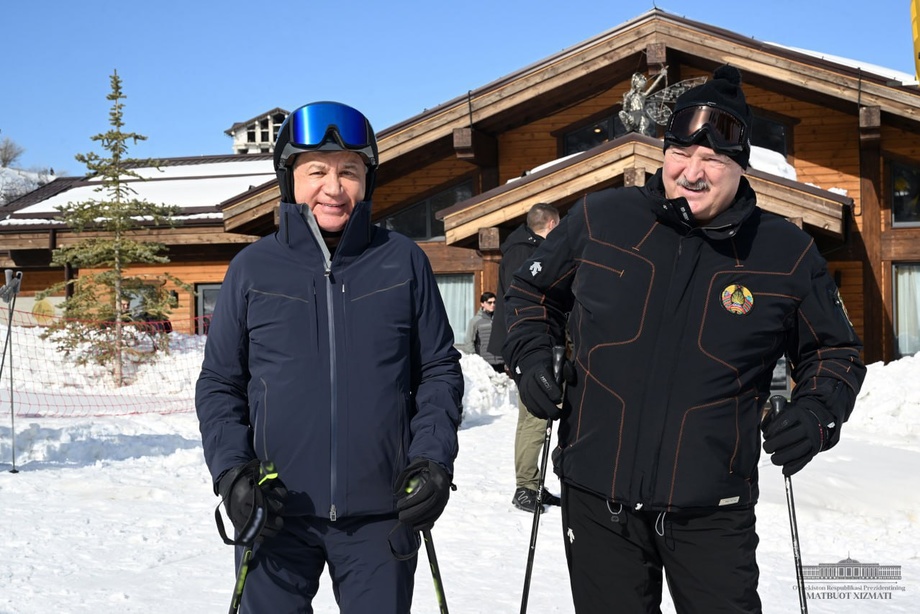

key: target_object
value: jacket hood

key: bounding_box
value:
[645,169,757,240]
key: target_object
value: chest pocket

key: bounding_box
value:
[573,242,655,344]
[345,274,414,364]
[247,287,318,362]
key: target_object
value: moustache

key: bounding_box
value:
[677,178,710,191]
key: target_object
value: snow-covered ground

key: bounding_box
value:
[0,330,918,613]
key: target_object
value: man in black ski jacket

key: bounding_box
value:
[488,203,561,514]
[503,67,866,613]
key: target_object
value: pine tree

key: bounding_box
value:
[39,71,185,386]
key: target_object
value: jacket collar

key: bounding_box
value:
[277,201,374,262]
[645,169,757,240]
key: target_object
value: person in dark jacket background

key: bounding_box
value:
[503,67,866,612]
[487,203,561,513]
[196,101,463,613]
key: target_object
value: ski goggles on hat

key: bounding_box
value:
[283,101,377,165]
[665,104,747,153]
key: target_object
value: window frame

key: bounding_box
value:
[748,106,798,160]
[889,158,920,228]
[195,283,222,335]
[893,262,920,357]
[555,106,630,157]
[380,178,475,241]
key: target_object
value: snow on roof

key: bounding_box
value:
[0,218,65,227]
[769,43,919,86]
[130,159,272,180]
[9,158,275,218]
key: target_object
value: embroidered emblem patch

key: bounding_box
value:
[529,261,543,277]
[721,284,754,315]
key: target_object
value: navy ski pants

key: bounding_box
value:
[236,514,418,613]
[561,483,762,613]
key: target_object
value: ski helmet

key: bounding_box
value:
[273,101,379,203]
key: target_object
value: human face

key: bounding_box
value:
[482,297,496,313]
[662,144,743,222]
[292,151,367,232]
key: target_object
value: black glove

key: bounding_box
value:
[515,356,564,420]
[217,459,287,545]
[762,403,836,477]
[395,458,452,532]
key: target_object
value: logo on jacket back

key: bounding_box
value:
[721,284,754,315]
[529,261,543,277]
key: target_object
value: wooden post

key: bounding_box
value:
[858,105,887,363]
[624,167,647,187]
[478,227,501,305]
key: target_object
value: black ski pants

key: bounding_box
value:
[561,483,762,613]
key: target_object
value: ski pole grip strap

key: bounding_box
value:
[214,461,269,546]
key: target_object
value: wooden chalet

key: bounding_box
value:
[3,9,919,364]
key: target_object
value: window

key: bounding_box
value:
[894,264,920,357]
[196,283,222,334]
[435,273,474,344]
[562,115,628,156]
[382,180,473,240]
[751,115,788,157]
[272,113,287,142]
[891,160,920,226]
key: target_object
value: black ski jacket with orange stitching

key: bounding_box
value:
[503,170,866,512]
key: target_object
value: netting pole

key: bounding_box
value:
[1,270,22,474]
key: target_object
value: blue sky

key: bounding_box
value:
[2,1,916,176]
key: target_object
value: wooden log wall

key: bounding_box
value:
[373,157,474,218]
[498,87,624,182]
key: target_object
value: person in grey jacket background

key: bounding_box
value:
[462,291,503,371]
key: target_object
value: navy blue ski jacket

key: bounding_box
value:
[196,201,463,520]
[504,170,865,512]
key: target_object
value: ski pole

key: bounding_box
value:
[768,395,809,614]
[228,546,254,614]
[520,345,565,614]
[227,461,279,614]
[423,528,449,614]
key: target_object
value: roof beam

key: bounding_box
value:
[441,137,850,244]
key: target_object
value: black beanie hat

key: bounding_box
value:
[665,65,752,169]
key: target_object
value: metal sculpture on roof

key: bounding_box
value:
[618,66,708,135]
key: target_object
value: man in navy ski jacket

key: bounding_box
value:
[196,101,463,613]
[504,67,866,613]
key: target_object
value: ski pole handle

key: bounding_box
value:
[552,345,565,388]
[769,394,787,415]
[762,394,788,427]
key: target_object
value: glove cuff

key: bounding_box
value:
[794,398,838,451]
[513,351,551,381]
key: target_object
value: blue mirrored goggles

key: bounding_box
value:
[288,102,376,158]
[665,105,746,154]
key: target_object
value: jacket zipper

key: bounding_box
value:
[325,265,338,521]
[641,233,694,507]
